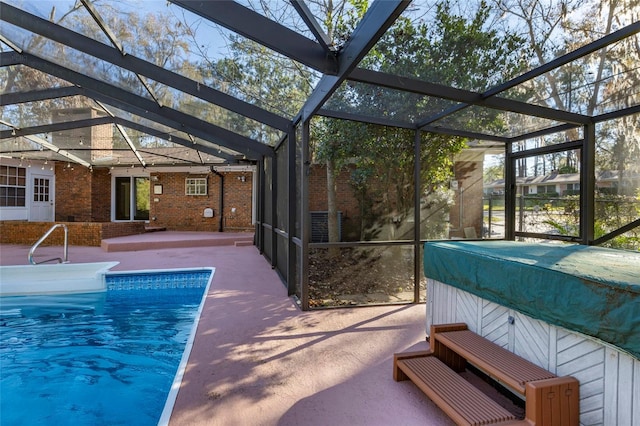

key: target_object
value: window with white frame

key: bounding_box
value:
[0,165,27,207]
[186,177,207,195]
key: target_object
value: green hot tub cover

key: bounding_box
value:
[424,241,640,359]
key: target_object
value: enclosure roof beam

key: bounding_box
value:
[317,108,416,130]
[0,117,113,140]
[506,123,580,143]
[592,104,640,124]
[0,2,290,132]
[0,86,82,105]
[484,21,640,98]
[297,0,410,123]
[317,108,509,142]
[169,0,338,74]
[348,68,591,126]
[421,126,510,143]
[1,52,271,159]
[419,21,640,126]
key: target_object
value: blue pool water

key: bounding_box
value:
[0,269,212,426]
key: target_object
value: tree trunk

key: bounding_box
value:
[326,158,340,258]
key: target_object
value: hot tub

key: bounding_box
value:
[423,241,640,426]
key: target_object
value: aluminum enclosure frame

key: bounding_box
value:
[1,0,638,310]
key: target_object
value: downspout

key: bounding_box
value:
[211,167,224,232]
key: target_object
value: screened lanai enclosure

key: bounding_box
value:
[1,0,639,309]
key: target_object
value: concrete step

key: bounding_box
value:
[101,232,254,252]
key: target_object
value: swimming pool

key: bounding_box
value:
[0,267,213,426]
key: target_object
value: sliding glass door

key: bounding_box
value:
[115,176,149,221]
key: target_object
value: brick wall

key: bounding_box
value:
[91,168,111,222]
[308,164,360,217]
[0,221,145,246]
[55,163,95,222]
[148,171,253,232]
[100,222,146,239]
[308,164,361,241]
[54,165,111,222]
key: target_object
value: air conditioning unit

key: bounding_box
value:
[310,211,342,243]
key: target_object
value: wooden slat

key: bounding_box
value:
[397,356,517,426]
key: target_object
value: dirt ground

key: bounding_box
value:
[308,246,425,307]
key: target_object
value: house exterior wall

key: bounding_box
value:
[0,157,54,221]
[54,163,95,222]
[449,160,484,239]
[221,171,254,231]
[149,172,220,232]
[20,165,254,232]
[149,171,254,232]
[91,168,112,222]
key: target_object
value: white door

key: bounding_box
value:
[30,174,54,222]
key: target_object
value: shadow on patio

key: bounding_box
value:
[0,240,449,425]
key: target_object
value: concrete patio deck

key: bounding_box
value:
[0,232,453,425]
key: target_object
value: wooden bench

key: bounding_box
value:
[394,323,579,426]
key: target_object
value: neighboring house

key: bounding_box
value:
[484,170,640,197]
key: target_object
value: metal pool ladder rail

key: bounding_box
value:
[28,223,69,265]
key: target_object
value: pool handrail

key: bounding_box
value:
[28,223,69,265]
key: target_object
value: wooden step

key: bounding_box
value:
[435,329,557,395]
[396,355,519,426]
